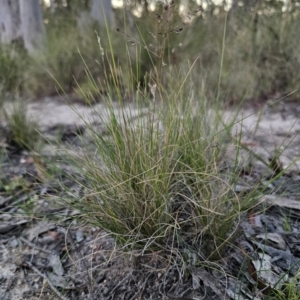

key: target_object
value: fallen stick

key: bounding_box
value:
[23,261,69,300]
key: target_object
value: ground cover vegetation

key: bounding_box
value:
[1,0,300,299]
[0,1,299,103]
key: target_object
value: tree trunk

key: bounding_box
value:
[19,0,46,54]
[0,0,21,44]
[91,0,114,28]
[50,0,56,13]
[231,0,239,13]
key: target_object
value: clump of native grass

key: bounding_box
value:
[3,101,40,151]
[0,45,25,100]
[67,73,260,264]
[61,2,261,267]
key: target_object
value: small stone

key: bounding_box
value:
[9,238,19,248]
[0,214,12,221]
[75,230,85,243]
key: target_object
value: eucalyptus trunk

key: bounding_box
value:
[0,0,21,44]
[91,0,114,27]
[19,0,46,54]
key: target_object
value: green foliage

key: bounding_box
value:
[1,3,300,103]
[62,9,260,260]
[3,101,40,151]
[268,276,300,300]
[22,14,132,97]
[66,91,257,259]
[0,45,25,98]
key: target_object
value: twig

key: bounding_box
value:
[110,271,133,295]
[19,237,52,254]
[24,261,69,300]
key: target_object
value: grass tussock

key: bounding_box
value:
[3,101,40,151]
[55,2,273,271]
[1,3,299,297]
[0,45,25,99]
[65,65,259,263]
